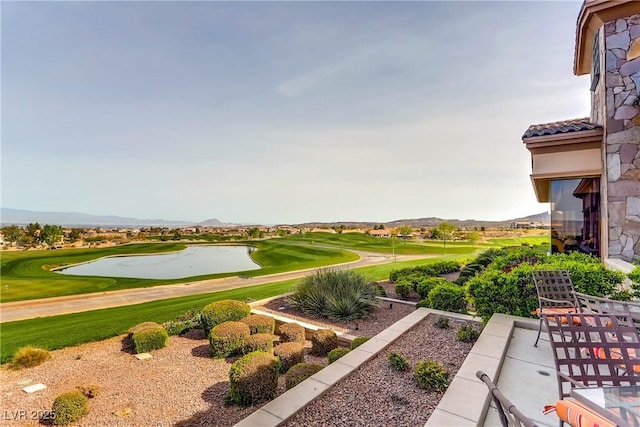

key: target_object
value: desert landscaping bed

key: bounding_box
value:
[0,299,421,426]
[282,314,476,427]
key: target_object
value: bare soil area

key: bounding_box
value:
[0,299,421,427]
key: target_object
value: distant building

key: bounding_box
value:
[368,229,392,238]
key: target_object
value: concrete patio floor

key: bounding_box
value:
[483,325,559,426]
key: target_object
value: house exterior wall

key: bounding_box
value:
[603,14,640,263]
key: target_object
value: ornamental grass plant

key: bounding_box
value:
[289,268,379,321]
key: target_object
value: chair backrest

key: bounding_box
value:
[543,313,640,400]
[574,292,640,332]
[531,270,579,311]
[476,370,538,427]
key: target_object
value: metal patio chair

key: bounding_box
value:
[476,370,538,427]
[543,312,640,401]
[532,270,581,347]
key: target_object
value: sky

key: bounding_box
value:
[2,0,591,225]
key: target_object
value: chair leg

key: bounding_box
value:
[534,317,542,347]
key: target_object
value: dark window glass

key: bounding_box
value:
[550,178,600,256]
[590,32,600,91]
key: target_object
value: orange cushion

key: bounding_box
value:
[591,347,640,374]
[545,399,617,427]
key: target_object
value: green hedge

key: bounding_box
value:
[278,323,306,344]
[311,329,338,356]
[241,314,276,335]
[209,321,250,358]
[428,284,467,313]
[131,326,168,354]
[227,351,281,406]
[327,347,351,364]
[285,362,324,390]
[629,265,640,298]
[466,250,625,321]
[389,260,461,282]
[243,333,275,354]
[52,390,89,425]
[273,342,305,373]
[200,300,251,336]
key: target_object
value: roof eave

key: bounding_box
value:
[574,0,640,76]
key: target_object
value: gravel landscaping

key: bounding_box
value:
[0,298,476,426]
[282,314,477,427]
[0,300,413,426]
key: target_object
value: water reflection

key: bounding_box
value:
[57,245,260,279]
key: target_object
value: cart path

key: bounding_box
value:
[0,251,432,322]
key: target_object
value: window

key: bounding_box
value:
[550,178,600,256]
[590,31,600,91]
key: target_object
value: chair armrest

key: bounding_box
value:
[539,297,576,308]
[557,372,588,389]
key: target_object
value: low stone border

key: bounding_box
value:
[234,307,481,427]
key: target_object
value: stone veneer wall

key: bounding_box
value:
[604,15,640,263]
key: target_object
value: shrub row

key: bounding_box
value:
[389,260,461,282]
[200,300,251,336]
[466,250,626,321]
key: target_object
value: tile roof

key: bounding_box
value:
[522,118,602,139]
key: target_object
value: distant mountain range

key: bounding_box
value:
[290,212,550,230]
[0,208,549,229]
[0,208,230,228]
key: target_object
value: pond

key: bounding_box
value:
[57,245,261,279]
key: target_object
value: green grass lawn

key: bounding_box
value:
[0,280,297,363]
[0,241,357,302]
[282,232,480,255]
[0,233,546,303]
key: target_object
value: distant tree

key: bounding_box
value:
[398,225,413,236]
[467,231,480,245]
[247,227,263,239]
[25,222,42,244]
[172,230,182,241]
[41,224,64,246]
[2,225,23,244]
[276,229,289,237]
[67,228,83,243]
[437,222,456,248]
[480,226,486,232]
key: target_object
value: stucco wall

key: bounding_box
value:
[604,15,640,263]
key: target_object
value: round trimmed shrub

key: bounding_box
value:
[456,324,481,342]
[278,323,306,344]
[350,336,370,350]
[209,321,250,358]
[128,322,162,336]
[273,342,305,373]
[427,284,467,313]
[241,314,276,335]
[394,280,413,299]
[311,329,338,356]
[132,326,168,354]
[416,277,450,299]
[200,300,251,336]
[12,346,51,369]
[414,360,449,391]
[388,352,409,372]
[285,362,324,390]
[243,333,275,354]
[52,390,88,425]
[327,347,351,364]
[226,351,281,406]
